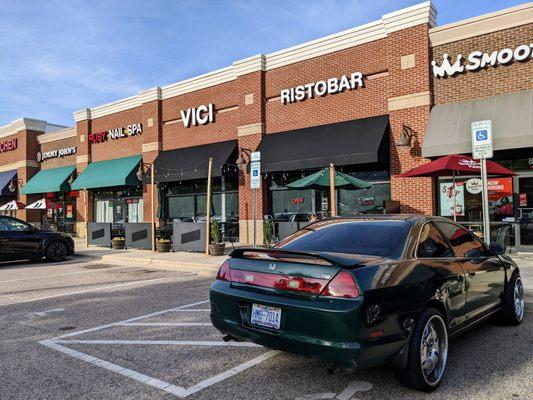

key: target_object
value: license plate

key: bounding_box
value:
[250,303,282,330]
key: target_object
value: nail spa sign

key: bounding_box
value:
[89,123,143,144]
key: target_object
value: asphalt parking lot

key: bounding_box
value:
[1,257,532,400]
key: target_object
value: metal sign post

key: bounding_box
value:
[250,152,261,247]
[471,120,493,244]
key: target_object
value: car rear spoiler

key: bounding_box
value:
[229,248,340,267]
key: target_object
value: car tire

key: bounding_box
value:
[45,240,68,262]
[394,308,448,392]
[497,273,524,326]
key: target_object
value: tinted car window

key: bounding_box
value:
[279,220,411,258]
[435,221,487,258]
[417,223,453,258]
[0,217,30,232]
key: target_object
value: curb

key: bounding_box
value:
[73,252,221,277]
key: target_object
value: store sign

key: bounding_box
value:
[0,138,17,153]
[432,43,533,78]
[280,72,364,104]
[37,146,77,162]
[89,123,142,144]
[440,182,464,217]
[465,178,483,194]
[181,103,215,128]
[291,197,304,205]
[471,120,493,159]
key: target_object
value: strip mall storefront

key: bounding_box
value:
[0,1,531,248]
[424,3,533,250]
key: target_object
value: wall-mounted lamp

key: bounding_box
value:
[396,125,416,147]
[236,147,251,171]
[8,178,23,193]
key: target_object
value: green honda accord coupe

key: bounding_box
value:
[210,215,524,392]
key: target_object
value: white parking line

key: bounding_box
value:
[168,309,211,312]
[118,322,212,327]
[0,265,135,284]
[40,299,279,397]
[2,273,196,306]
[58,339,259,347]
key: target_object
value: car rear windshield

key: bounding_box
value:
[279,220,411,258]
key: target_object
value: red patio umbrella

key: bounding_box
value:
[398,155,516,178]
[399,155,516,221]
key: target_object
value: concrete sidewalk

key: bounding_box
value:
[73,238,227,277]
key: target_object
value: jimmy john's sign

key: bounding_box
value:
[89,123,142,144]
[37,146,77,162]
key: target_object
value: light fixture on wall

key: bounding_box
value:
[396,124,416,147]
[8,178,23,193]
[236,147,251,171]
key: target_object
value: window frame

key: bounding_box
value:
[434,220,490,259]
[415,221,455,260]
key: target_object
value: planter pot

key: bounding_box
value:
[112,240,125,250]
[156,241,172,253]
[209,243,225,256]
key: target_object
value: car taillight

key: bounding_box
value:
[320,271,360,299]
[216,259,231,281]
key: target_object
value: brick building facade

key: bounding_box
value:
[1,1,532,248]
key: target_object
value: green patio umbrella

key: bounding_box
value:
[287,168,372,189]
[156,186,167,220]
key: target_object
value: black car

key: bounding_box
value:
[210,215,524,391]
[0,216,75,262]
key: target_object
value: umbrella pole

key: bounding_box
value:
[453,170,457,222]
[329,163,336,217]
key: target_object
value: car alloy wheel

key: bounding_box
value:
[48,241,67,261]
[419,314,448,387]
[514,277,524,322]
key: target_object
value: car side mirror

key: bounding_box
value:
[489,242,505,256]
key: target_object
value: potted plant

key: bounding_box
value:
[156,237,172,253]
[111,237,125,250]
[208,220,225,256]
[263,220,274,247]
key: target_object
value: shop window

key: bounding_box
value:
[271,189,314,221]
[438,177,514,222]
[338,182,390,215]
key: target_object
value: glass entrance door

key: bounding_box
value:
[515,175,533,249]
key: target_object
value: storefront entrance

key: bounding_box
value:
[514,174,533,251]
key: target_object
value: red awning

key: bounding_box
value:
[399,155,516,178]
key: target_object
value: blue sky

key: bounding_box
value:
[0,0,526,126]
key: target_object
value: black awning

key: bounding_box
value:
[154,140,238,183]
[258,116,389,172]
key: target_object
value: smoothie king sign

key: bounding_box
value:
[89,123,142,144]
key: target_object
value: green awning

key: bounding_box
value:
[21,165,76,195]
[71,155,142,190]
[287,168,372,190]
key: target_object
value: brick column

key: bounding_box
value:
[385,23,436,215]
[139,87,162,225]
[234,55,266,244]
[73,109,92,238]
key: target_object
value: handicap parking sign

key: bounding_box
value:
[471,120,493,159]
[476,129,488,141]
